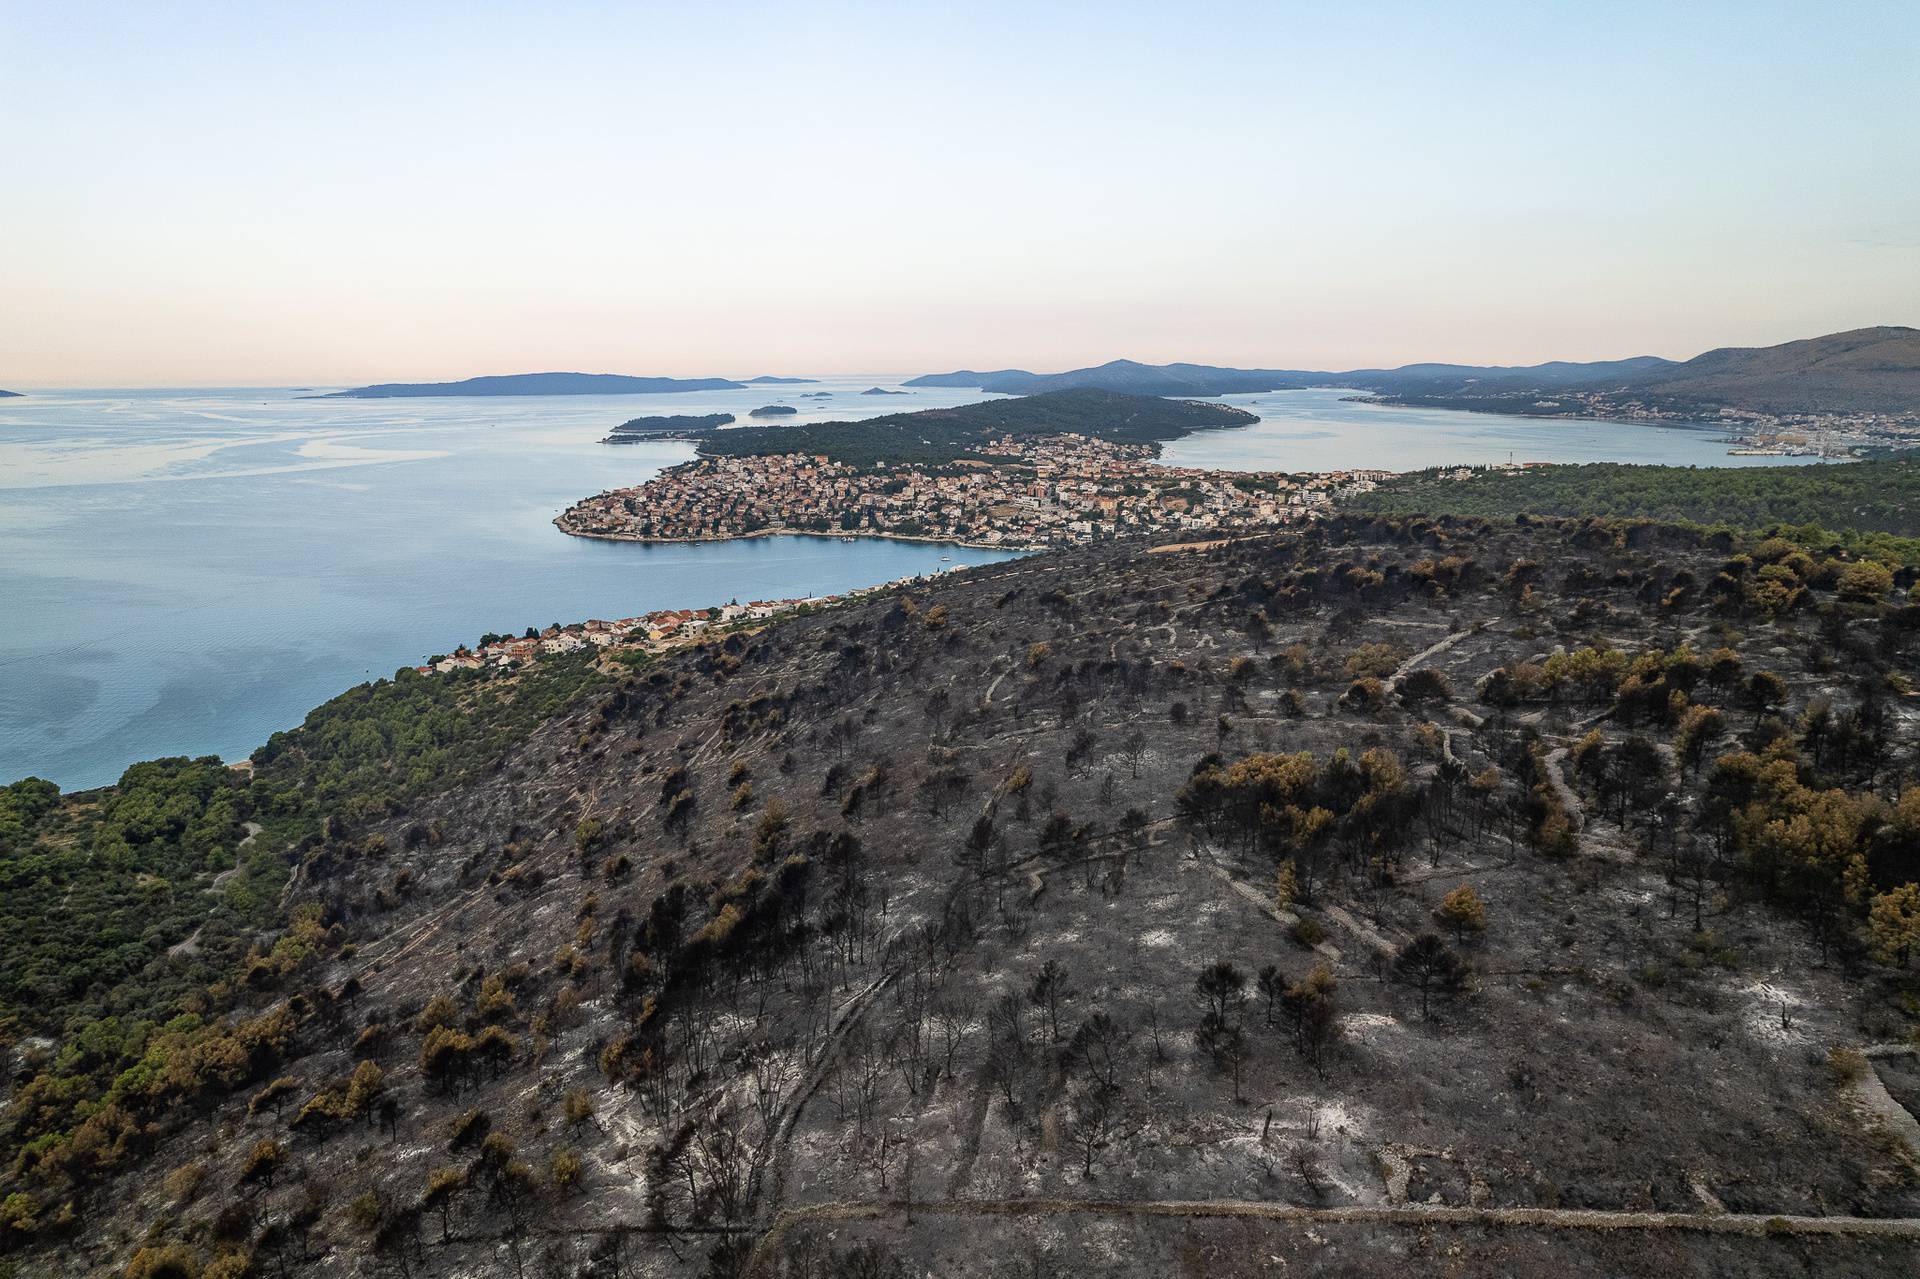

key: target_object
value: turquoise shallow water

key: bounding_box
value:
[0,380,1807,789]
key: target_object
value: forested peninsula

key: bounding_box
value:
[693,387,1257,468]
[602,413,734,443]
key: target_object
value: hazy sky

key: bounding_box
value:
[3,1,1917,386]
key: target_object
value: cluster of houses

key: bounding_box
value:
[555,433,1388,550]
[1433,460,1556,481]
[419,598,810,676]
[414,564,983,677]
[1464,390,1909,458]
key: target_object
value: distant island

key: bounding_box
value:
[602,412,734,444]
[901,368,1028,390]
[0,388,21,397]
[311,372,747,398]
[860,386,910,396]
[748,404,799,417]
[742,375,817,384]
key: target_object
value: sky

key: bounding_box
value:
[2,0,1917,387]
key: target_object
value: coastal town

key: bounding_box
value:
[1548,395,1920,457]
[448,429,1402,680]
[416,579,914,676]
[1352,388,1920,458]
[555,432,1388,549]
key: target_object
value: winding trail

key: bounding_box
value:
[1194,851,1344,965]
[166,822,264,959]
[1539,747,1587,833]
[1383,621,1486,696]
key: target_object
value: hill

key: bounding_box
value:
[905,355,1677,398]
[314,372,746,398]
[1349,355,1678,387]
[5,516,1918,1277]
[907,330,1920,418]
[905,359,1313,396]
[695,387,1258,468]
[1350,456,1920,561]
[0,389,20,398]
[902,367,1031,388]
[1621,326,1920,415]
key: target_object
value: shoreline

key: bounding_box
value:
[1340,393,1874,456]
[1342,394,1751,434]
[553,519,1047,554]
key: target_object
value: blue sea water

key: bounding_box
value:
[0,379,1017,789]
[0,380,1809,790]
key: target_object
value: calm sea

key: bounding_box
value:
[1159,388,1815,471]
[0,380,1806,789]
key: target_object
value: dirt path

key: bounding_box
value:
[744,1196,1920,1274]
[1320,902,1403,958]
[167,822,266,959]
[1192,849,1344,965]
[944,1073,995,1196]
[1540,747,1587,832]
[1384,622,1484,696]
[1538,745,1649,865]
[1850,1064,1920,1167]
[759,966,902,1210]
[1147,538,1231,554]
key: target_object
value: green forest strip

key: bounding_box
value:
[1350,458,1920,564]
[0,654,609,1044]
[0,653,614,1245]
[247,652,606,821]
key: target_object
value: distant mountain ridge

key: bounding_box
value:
[314,372,748,398]
[905,360,1311,396]
[0,388,20,398]
[302,327,1920,412]
[905,328,1920,415]
[905,354,1680,398]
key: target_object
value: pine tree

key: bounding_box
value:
[1434,884,1489,943]
[1274,860,1298,911]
